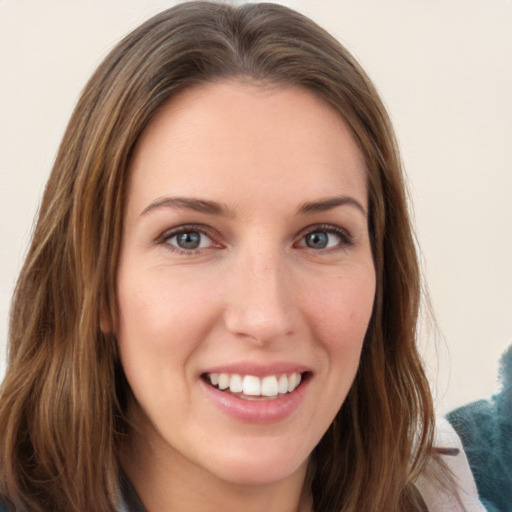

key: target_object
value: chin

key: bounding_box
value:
[204,445,310,487]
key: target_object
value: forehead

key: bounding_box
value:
[127,81,367,213]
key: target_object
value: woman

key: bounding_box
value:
[0,2,485,511]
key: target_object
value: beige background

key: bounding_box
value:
[1,0,511,413]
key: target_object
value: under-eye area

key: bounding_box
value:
[202,372,312,401]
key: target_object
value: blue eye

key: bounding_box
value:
[304,231,330,249]
[175,232,202,249]
[163,229,215,252]
[299,227,351,250]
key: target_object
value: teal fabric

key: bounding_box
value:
[447,346,512,512]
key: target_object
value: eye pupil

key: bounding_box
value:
[306,232,328,249]
[177,232,201,249]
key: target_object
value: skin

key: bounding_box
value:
[112,81,376,512]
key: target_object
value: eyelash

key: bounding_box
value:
[156,223,354,256]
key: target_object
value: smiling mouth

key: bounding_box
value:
[202,372,309,401]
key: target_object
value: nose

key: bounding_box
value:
[223,246,296,345]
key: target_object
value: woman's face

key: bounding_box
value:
[114,81,375,489]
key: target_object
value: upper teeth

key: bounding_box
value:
[207,372,302,397]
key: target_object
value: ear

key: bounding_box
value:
[100,301,113,334]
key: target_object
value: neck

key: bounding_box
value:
[120,422,312,512]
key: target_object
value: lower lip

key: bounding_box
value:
[200,377,309,424]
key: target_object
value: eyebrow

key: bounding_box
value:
[297,196,367,217]
[141,196,231,217]
[140,194,367,218]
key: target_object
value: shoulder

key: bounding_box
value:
[447,390,512,512]
[447,386,511,451]
[447,398,495,448]
[0,475,139,512]
[416,417,488,512]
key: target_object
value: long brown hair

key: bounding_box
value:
[0,2,436,510]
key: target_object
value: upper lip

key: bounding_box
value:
[200,362,311,378]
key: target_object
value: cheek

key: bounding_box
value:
[114,267,221,385]
[297,268,375,433]
[303,268,376,349]
[114,268,222,416]
[117,267,213,337]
